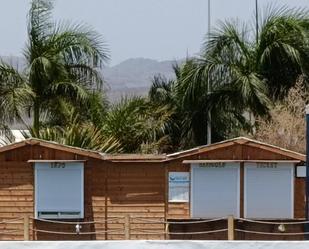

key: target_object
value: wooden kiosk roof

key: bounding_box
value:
[166,137,305,162]
[0,137,305,162]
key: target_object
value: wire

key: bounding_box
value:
[131,228,228,235]
[132,217,226,224]
[167,217,227,224]
[31,217,122,225]
[235,229,309,236]
[237,218,309,225]
[30,228,124,235]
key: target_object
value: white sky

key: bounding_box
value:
[0,0,308,65]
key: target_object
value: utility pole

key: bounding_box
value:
[206,0,212,145]
[306,105,309,220]
[255,0,259,44]
[305,105,309,238]
[208,0,211,38]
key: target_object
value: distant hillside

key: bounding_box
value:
[1,56,179,102]
[103,58,178,101]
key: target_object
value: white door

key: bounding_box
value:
[191,163,240,218]
[35,162,84,219]
[244,163,294,219]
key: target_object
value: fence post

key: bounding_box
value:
[165,222,169,240]
[124,214,131,240]
[227,215,235,240]
[23,215,30,241]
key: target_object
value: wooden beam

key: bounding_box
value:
[27,160,87,163]
[33,140,102,159]
[227,215,235,240]
[23,215,29,241]
[240,162,244,218]
[0,141,28,153]
[183,160,301,164]
[246,142,305,162]
[124,214,131,240]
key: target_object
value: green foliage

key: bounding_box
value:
[148,71,183,151]
[24,112,122,153]
[0,63,33,125]
[102,96,173,153]
[149,61,251,150]
[147,6,309,149]
[172,6,309,146]
[1,3,309,154]
[0,0,109,133]
[257,6,309,99]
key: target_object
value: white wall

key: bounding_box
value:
[1,241,309,249]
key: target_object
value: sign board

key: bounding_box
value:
[199,162,226,168]
[168,172,189,202]
[256,162,277,168]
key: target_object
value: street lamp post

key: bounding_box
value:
[305,105,309,238]
[306,105,309,220]
[206,0,212,145]
[255,0,259,44]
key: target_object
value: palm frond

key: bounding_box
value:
[26,0,53,61]
[27,112,122,153]
[0,62,33,124]
[48,21,109,72]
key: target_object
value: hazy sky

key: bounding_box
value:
[0,0,308,65]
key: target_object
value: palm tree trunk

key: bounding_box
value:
[33,101,40,135]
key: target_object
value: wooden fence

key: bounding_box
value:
[0,215,308,240]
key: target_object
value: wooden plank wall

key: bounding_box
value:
[166,143,306,220]
[0,142,306,241]
[0,145,33,240]
[0,145,167,240]
[105,162,165,240]
[0,161,33,240]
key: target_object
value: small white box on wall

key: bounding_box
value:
[296,166,306,177]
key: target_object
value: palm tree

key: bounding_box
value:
[102,96,173,153]
[205,6,309,100]
[175,60,250,146]
[0,63,33,126]
[24,111,122,153]
[148,68,184,151]
[257,7,309,99]
[148,62,250,150]
[0,0,108,133]
[180,6,309,145]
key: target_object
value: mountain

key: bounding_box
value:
[103,58,177,102]
[0,56,179,102]
[103,58,178,101]
[1,56,179,128]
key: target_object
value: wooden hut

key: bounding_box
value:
[0,137,306,240]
